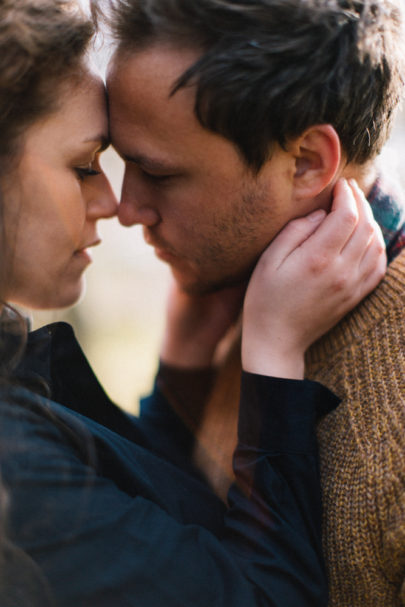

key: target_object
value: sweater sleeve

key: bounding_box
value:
[0,375,338,607]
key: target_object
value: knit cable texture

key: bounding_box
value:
[306,250,405,607]
[171,250,405,606]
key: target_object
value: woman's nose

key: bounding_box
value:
[86,172,118,220]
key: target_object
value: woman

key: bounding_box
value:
[0,1,386,606]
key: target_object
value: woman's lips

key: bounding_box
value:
[74,239,101,262]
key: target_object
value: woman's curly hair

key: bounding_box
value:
[0,0,94,374]
[0,0,94,162]
[0,4,94,596]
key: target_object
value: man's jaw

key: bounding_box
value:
[143,227,254,294]
[143,228,180,263]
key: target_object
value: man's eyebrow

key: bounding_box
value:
[122,152,178,172]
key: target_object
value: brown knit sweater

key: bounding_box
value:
[305,248,405,606]
[161,250,405,607]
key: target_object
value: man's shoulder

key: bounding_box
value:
[307,248,405,369]
[312,252,405,467]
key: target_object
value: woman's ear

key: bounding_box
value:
[291,124,341,201]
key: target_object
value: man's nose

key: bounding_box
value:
[117,168,160,227]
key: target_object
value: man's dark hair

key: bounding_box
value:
[103,0,404,171]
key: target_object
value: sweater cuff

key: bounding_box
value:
[238,371,340,453]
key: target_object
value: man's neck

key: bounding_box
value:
[342,159,379,197]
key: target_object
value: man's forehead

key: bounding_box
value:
[107,51,209,152]
[106,44,251,172]
[108,50,195,120]
[108,44,200,91]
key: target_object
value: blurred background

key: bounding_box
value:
[28,20,405,414]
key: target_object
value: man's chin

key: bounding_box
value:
[172,267,252,296]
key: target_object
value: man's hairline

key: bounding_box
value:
[111,41,364,176]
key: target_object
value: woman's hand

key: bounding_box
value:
[160,282,245,368]
[242,178,387,379]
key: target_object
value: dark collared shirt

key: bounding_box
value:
[0,322,338,606]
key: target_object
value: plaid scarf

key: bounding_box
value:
[368,176,405,263]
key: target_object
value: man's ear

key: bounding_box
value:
[290,125,341,201]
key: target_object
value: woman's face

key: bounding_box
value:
[1,72,117,310]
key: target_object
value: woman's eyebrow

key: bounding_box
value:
[83,135,110,151]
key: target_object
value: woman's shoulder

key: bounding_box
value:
[0,382,93,459]
[0,382,53,421]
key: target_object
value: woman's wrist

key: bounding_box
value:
[241,339,305,380]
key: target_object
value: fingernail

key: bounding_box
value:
[308,209,326,222]
[339,177,350,190]
[348,178,360,190]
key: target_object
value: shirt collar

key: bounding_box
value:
[368,175,405,262]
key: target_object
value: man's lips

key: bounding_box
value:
[154,247,179,263]
[143,230,179,262]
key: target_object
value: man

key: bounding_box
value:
[103,1,405,605]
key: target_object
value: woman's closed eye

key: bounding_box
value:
[75,163,102,181]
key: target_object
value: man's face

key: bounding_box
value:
[107,45,304,294]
